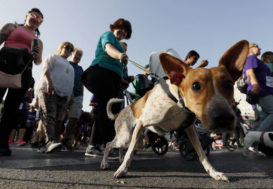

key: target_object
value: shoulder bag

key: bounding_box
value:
[0,47,33,88]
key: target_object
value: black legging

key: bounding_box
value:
[82,65,121,145]
[0,69,33,147]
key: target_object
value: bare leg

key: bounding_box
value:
[32,120,44,143]
[18,128,26,141]
[9,129,16,142]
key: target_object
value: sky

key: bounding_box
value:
[1,0,273,112]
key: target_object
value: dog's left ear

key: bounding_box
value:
[219,40,249,81]
[159,53,189,85]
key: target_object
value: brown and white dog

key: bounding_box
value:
[100,40,249,182]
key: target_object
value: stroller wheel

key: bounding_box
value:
[151,136,168,155]
[179,142,196,161]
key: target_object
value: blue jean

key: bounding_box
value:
[256,95,273,131]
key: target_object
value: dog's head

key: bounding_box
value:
[159,40,249,132]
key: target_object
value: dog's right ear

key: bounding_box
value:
[159,53,190,86]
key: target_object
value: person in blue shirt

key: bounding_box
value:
[62,48,84,149]
[82,18,132,157]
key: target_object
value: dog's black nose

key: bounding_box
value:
[211,109,235,128]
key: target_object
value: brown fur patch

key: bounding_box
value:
[131,91,151,118]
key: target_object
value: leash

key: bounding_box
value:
[159,78,196,129]
[128,59,150,73]
[128,59,161,82]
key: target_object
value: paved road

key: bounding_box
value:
[0,145,272,189]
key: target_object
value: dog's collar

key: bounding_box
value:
[159,78,192,113]
[260,131,266,146]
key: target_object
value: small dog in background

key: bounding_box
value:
[243,131,273,156]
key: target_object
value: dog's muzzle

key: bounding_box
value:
[210,109,235,131]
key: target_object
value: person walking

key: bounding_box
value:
[261,51,273,75]
[8,87,34,147]
[243,42,273,132]
[62,48,84,150]
[0,8,43,156]
[184,50,208,67]
[35,41,75,153]
[82,18,132,157]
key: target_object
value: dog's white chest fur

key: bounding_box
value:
[140,84,190,133]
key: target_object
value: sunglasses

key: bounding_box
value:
[64,46,74,52]
[30,13,43,23]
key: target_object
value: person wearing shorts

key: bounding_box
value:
[62,48,84,149]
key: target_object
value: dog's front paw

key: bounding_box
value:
[212,171,229,182]
[100,161,109,170]
[114,168,127,178]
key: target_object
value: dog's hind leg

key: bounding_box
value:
[185,125,229,182]
[114,121,144,178]
[100,139,116,169]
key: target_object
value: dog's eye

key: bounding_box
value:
[192,82,201,91]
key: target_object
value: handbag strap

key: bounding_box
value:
[20,56,33,74]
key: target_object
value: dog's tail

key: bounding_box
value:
[107,98,124,120]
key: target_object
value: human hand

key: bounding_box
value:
[121,79,129,89]
[47,84,55,95]
[246,91,259,104]
[120,53,128,64]
[31,46,40,60]
[27,88,34,95]
[129,75,134,82]
[198,60,209,68]
[34,100,39,109]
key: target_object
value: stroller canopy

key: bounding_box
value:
[149,48,182,79]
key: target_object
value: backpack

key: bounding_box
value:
[237,75,248,94]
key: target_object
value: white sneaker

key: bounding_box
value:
[248,146,256,152]
[85,145,103,157]
[45,141,62,153]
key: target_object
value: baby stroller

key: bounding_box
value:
[175,121,213,161]
[149,48,182,82]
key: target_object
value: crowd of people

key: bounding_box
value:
[0,7,272,158]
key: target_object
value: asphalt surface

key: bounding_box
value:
[0,145,272,189]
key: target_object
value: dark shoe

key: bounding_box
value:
[61,138,74,150]
[31,141,39,149]
[0,146,11,156]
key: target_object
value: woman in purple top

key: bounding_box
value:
[243,42,273,131]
